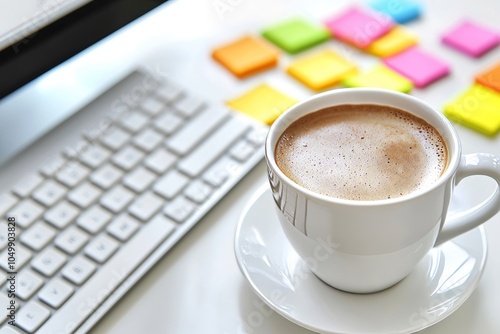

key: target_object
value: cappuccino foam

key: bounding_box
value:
[275,104,447,201]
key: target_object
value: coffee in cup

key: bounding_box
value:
[274,104,447,201]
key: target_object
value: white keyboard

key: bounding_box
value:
[0,70,268,333]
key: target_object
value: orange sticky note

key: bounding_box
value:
[475,62,500,94]
[212,36,279,78]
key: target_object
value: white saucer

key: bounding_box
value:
[234,184,488,334]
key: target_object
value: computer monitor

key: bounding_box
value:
[0,0,169,99]
[0,0,169,166]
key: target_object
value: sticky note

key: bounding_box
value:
[369,0,422,24]
[444,84,500,136]
[476,63,500,94]
[226,84,297,125]
[287,50,357,91]
[383,47,450,88]
[212,36,279,78]
[442,20,500,58]
[324,6,394,49]
[342,65,413,93]
[262,18,331,54]
[367,26,418,57]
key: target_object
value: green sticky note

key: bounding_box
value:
[444,84,500,136]
[342,65,413,93]
[262,18,331,54]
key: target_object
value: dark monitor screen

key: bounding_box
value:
[0,0,169,99]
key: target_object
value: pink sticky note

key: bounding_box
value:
[442,20,500,58]
[383,47,450,88]
[325,6,393,49]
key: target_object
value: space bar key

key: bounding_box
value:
[38,215,176,334]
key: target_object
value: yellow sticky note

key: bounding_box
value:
[444,84,500,136]
[342,65,413,93]
[367,26,418,57]
[287,50,357,91]
[226,84,298,125]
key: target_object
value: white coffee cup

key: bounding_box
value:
[265,88,500,294]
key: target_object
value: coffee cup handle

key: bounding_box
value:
[434,153,500,246]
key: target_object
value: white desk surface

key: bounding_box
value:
[10,0,500,333]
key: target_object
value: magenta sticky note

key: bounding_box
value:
[383,47,450,88]
[442,20,500,57]
[325,6,394,48]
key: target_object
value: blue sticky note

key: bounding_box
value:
[369,0,422,24]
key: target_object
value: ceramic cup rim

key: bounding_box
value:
[265,88,462,207]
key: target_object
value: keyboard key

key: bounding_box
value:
[67,182,102,208]
[40,156,66,177]
[38,278,74,309]
[12,173,44,198]
[178,116,249,177]
[32,247,67,277]
[63,141,89,159]
[100,185,135,213]
[128,192,163,221]
[229,140,256,162]
[144,148,177,174]
[246,126,268,147]
[0,193,17,217]
[119,111,149,133]
[163,196,196,223]
[166,106,228,155]
[77,205,112,235]
[101,127,131,151]
[140,95,165,116]
[61,256,96,285]
[39,215,175,333]
[203,156,242,187]
[107,214,140,241]
[0,244,32,271]
[90,163,123,189]
[84,234,119,263]
[132,128,164,152]
[17,269,44,300]
[184,180,213,204]
[44,201,79,229]
[8,199,44,228]
[79,144,111,168]
[0,294,9,324]
[56,163,90,187]
[153,169,190,199]
[112,145,145,171]
[173,94,205,118]
[16,300,51,333]
[0,319,19,331]
[123,166,156,193]
[0,221,8,249]
[155,82,183,102]
[32,179,67,207]
[154,112,184,135]
[20,221,57,251]
[55,226,90,255]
